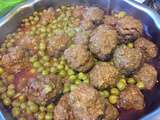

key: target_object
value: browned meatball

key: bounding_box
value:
[83,7,104,22]
[113,45,142,73]
[64,44,94,72]
[74,31,90,45]
[104,101,119,120]
[54,94,75,120]
[89,62,119,89]
[104,15,118,27]
[47,34,70,57]
[2,46,25,66]
[23,74,63,104]
[116,16,143,43]
[118,85,145,110]
[68,84,105,120]
[89,25,118,60]
[134,37,158,61]
[134,63,157,90]
[39,7,56,25]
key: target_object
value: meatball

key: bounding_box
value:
[116,16,143,43]
[83,7,104,22]
[118,85,145,110]
[104,101,119,120]
[134,37,158,61]
[47,34,70,57]
[54,94,75,120]
[104,15,118,27]
[134,63,157,90]
[2,46,25,66]
[113,45,142,73]
[89,25,118,60]
[89,62,119,89]
[64,44,94,72]
[74,31,90,45]
[39,7,56,25]
[68,84,105,120]
[24,74,63,104]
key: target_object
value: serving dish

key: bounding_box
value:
[0,0,160,120]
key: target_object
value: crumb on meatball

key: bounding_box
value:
[89,62,119,89]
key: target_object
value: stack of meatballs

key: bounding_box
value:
[55,6,158,120]
[0,5,158,120]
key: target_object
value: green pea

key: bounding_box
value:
[118,11,126,18]
[20,102,27,110]
[38,50,45,56]
[42,56,49,61]
[3,97,11,106]
[38,112,45,120]
[37,66,44,73]
[6,42,13,48]
[59,70,66,77]
[127,78,136,84]
[57,64,64,70]
[110,88,119,95]
[6,89,15,97]
[83,79,90,84]
[100,90,110,98]
[136,81,145,90]
[33,61,41,68]
[69,75,77,81]
[64,65,69,70]
[75,79,82,85]
[70,84,77,91]
[117,81,126,91]
[39,106,46,112]
[47,104,55,112]
[50,67,58,74]
[0,67,4,76]
[44,84,53,94]
[26,106,32,115]
[30,103,39,113]
[119,78,127,84]
[45,112,53,120]
[18,117,26,120]
[18,95,26,103]
[127,43,133,48]
[63,84,70,93]
[12,107,20,117]
[67,69,75,75]
[30,56,38,63]
[109,95,118,104]
[34,16,39,22]
[40,27,46,33]
[78,72,86,80]
[39,42,46,50]
[42,69,49,76]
